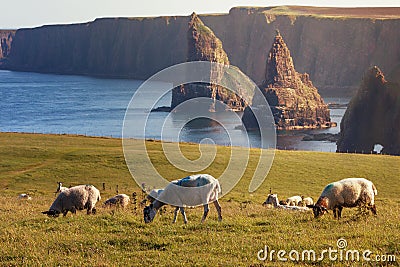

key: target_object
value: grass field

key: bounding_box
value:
[0,132,399,266]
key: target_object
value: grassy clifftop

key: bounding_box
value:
[231,6,400,19]
[0,133,399,265]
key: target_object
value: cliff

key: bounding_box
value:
[242,31,331,130]
[1,6,400,96]
[0,30,15,61]
[171,13,246,111]
[337,66,400,155]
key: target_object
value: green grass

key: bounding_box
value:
[0,132,399,266]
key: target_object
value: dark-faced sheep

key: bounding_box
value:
[43,184,101,217]
[307,178,377,219]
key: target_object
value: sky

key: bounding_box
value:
[1,0,399,29]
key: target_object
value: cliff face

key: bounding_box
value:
[171,13,246,111]
[337,66,400,155]
[1,7,400,96]
[2,18,188,79]
[242,31,331,130]
[0,30,15,61]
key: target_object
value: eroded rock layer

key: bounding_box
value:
[243,31,332,130]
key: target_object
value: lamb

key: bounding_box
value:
[307,178,377,219]
[143,174,222,224]
[104,194,130,209]
[42,184,101,217]
[298,196,314,207]
[263,194,310,211]
[286,195,302,206]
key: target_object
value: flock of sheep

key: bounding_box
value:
[38,175,378,222]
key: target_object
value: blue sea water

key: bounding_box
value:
[0,70,347,152]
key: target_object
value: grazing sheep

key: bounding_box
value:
[307,178,377,219]
[299,196,314,207]
[42,184,101,217]
[263,194,310,211]
[18,193,32,200]
[143,174,222,224]
[286,195,302,206]
[55,181,68,195]
[104,194,130,209]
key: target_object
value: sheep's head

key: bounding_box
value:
[42,209,60,217]
[307,205,328,218]
[143,204,156,223]
[264,194,279,206]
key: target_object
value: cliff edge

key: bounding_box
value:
[1,7,400,96]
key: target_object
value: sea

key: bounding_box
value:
[0,70,349,152]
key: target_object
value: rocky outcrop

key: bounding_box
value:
[242,31,332,130]
[0,30,15,61]
[337,66,400,155]
[1,7,400,96]
[171,13,246,111]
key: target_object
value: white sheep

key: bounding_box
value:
[18,193,32,200]
[298,196,314,207]
[104,194,130,209]
[307,178,377,219]
[143,174,222,224]
[42,184,101,217]
[55,181,68,195]
[263,194,310,211]
[286,195,302,206]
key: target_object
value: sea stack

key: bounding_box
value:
[337,66,400,155]
[243,30,332,130]
[171,12,246,111]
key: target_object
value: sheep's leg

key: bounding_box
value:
[370,204,377,215]
[86,204,95,215]
[333,207,338,219]
[180,207,188,224]
[201,204,209,223]
[337,206,343,219]
[213,200,222,222]
[172,207,179,223]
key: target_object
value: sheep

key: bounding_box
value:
[18,193,32,200]
[298,196,314,207]
[307,178,377,219]
[286,195,302,206]
[143,174,222,224]
[42,184,101,217]
[55,181,68,195]
[263,194,310,211]
[104,194,130,209]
